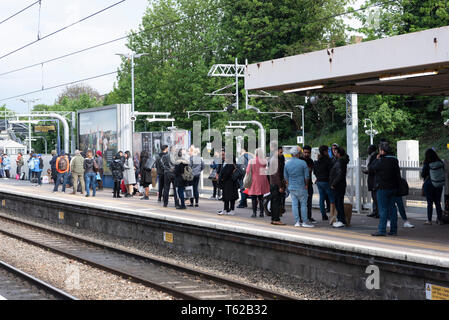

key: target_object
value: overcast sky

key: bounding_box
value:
[0,0,365,114]
[0,0,149,113]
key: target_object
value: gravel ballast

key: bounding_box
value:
[0,210,373,300]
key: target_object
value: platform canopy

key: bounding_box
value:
[245,26,449,96]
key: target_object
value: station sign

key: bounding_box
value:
[34,125,55,133]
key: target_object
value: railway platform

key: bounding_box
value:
[0,179,448,300]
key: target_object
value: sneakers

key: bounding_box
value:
[403,221,415,228]
[333,221,345,228]
[271,221,285,226]
[227,210,235,216]
[140,196,150,200]
[217,210,225,215]
[387,221,391,228]
[294,222,301,227]
[424,221,432,225]
[301,222,315,228]
[308,218,317,224]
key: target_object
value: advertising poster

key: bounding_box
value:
[152,132,162,155]
[79,107,118,174]
[142,132,153,158]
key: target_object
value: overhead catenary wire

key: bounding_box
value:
[0,0,397,79]
[0,0,40,27]
[0,0,127,61]
[0,0,400,103]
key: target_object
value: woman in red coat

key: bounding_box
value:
[246,148,270,217]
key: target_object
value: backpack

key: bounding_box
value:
[57,156,68,172]
[397,178,409,197]
[429,161,445,188]
[144,158,154,171]
[93,159,99,172]
[182,165,194,182]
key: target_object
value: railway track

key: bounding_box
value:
[0,214,297,300]
[0,260,77,300]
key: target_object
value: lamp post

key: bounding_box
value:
[364,118,378,145]
[18,98,39,154]
[188,112,211,142]
[115,52,148,133]
[294,105,305,147]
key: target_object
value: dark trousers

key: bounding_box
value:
[224,200,236,212]
[53,172,68,191]
[371,190,379,214]
[424,181,443,221]
[270,185,282,222]
[163,172,179,206]
[157,174,165,200]
[177,186,185,207]
[113,181,121,197]
[34,171,42,185]
[190,175,200,204]
[212,180,221,198]
[332,187,346,224]
[251,195,264,215]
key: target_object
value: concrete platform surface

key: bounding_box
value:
[0,179,448,269]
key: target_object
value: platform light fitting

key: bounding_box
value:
[283,85,324,94]
[146,118,175,123]
[379,71,438,82]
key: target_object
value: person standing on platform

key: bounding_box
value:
[237,149,252,208]
[83,151,97,197]
[16,152,24,178]
[369,143,401,236]
[95,151,104,190]
[174,148,189,210]
[313,145,334,221]
[210,151,222,200]
[364,144,379,218]
[155,145,168,202]
[110,153,124,198]
[49,150,58,184]
[2,154,11,179]
[217,150,240,216]
[421,148,445,225]
[284,147,314,228]
[247,148,270,218]
[32,153,43,186]
[268,143,286,225]
[53,151,69,193]
[329,147,350,228]
[189,147,204,207]
[123,151,136,198]
[162,146,179,208]
[300,146,316,223]
[70,150,85,195]
[139,150,153,201]
[387,196,415,228]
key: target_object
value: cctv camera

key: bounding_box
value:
[130,116,137,122]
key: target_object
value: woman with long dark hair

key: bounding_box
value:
[421,148,445,225]
[139,150,152,200]
[123,150,136,197]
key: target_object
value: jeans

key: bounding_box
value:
[29,169,32,181]
[289,188,308,224]
[85,172,97,196]
[392,196,407,221]
[332,187,346,224]
[53,172,68,191]
[377,188,398,234]
[317,182,334,217]
[190,175,200,204]
[423,180,443,221]
[177,186,185,207]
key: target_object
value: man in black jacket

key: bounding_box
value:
[156,145,168,202]
[369,143,401,236]
[161,146,179,208]
[313,145,334,221]
[329,147,350,228]
[364,145,379,218]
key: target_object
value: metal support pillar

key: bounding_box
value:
[346,93,361,214]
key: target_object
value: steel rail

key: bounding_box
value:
[0,215,297,300]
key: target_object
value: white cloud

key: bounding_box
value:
[0,0,149,113]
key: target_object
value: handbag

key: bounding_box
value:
[231,165,243,182]
[96,172,102,181]
[243,163,253,189]
[208,168,217,181]
[397,178,409,196]
[184,185,194,199]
